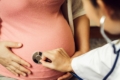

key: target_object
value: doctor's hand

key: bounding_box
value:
[0,41,31,77]
[40,48,73,72]
[57,51,87,80]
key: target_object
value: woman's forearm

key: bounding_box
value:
[74,15,90,56]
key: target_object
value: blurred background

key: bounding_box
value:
[90,20,120,50]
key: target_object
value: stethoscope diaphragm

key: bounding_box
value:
[32,52,42,64]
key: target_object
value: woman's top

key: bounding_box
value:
[72,40,120,80]
[62,0,85,34]
[0,0,75,80]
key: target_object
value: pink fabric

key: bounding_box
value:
[0,0,75,80]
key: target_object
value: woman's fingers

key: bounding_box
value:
[11,54,31,68]
[6,61,31,77]
[7,47,31,76]
[0,41,32,76]
[6,67,19,77]
[9,65,27,77]
[11,61,31,75]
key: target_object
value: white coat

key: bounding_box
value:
[71,40,120,80]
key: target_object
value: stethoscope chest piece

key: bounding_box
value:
[32,52,42,64]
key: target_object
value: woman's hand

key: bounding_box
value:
[57,72,73,80]
[0,41,31,77]
[40,48,73,72]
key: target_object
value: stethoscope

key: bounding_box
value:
[100,16,120,80]
[32,52,51,64]
[32,16,120,80]
[32,52,83,79]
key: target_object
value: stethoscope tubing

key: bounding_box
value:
[103,45,120,80]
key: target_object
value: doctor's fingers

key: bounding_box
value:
[51,48,70,60]
[41,55,47,61]
[58,48,70,57]
[42,49,61,61]
[40,60,54,69]
[43,48,67,59]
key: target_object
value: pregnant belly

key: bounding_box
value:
[0,18,75,79]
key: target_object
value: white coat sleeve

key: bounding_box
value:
[71,40,120,80]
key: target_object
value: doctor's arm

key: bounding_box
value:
[40,42,116,80]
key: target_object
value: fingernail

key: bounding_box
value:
[28,71,31,74]
[16,74,19,77]
[18,43,22,46]
[23,73,26,77]
[25,64,30,68]
[40,60,42,62]
[28,65,31,68]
